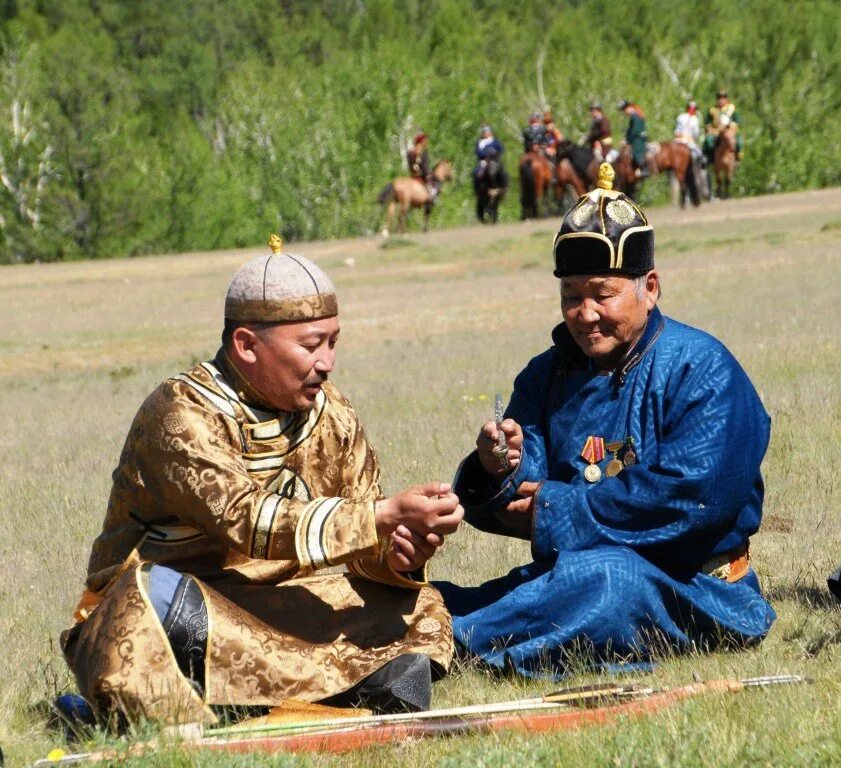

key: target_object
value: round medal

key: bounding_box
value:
[605,459,624,477]
[623,451,637,467]
[584,463,602,483]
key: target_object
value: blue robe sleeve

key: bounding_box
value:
[531,345,770,564]
[453,352,552,538]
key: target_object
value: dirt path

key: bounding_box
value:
[2,188,839,288]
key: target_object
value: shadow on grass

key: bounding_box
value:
[379,237,417,250]
[765,584,839,610]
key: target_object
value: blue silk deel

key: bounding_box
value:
[437,307,776,677]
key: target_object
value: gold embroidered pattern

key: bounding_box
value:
[606,199,637,225]
[571,202,596,227]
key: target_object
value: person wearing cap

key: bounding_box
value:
[472,125,507,192]
[407,132,431,182]
[618,99,649,178]
[437,164,775,677]
[674,100,704,166]
[703,90,742,164]
[584,102,612,161]
[59,236,462,724]
[522,110,548,153]
[541,109,565,166]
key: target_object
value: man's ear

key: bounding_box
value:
[231,326,259,365]
[645,270,660,311]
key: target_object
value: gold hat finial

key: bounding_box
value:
[268,233,284,254]
[597,163,615,191]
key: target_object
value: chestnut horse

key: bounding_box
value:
[554,159,587,211]
[518,150,553,219]
[713,124,737,199]
[378,160,453,236]
[614,141,699,207]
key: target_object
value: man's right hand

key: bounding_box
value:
[375,482,464,540]
[477,418,523,476]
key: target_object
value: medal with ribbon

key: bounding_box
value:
[581,436,605,482]
[605,441,624,477]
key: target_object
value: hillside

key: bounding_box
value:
[0,0,839,263]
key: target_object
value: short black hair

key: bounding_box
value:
[221,319,279,350]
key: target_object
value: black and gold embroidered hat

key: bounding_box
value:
[553,163,654,278]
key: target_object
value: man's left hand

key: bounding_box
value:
[500,481,542,533]
[387,525,444,573]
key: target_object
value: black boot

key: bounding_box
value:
[324,653,432,713]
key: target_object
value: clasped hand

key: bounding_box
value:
[476,418,540,524]
[375,482,463,573]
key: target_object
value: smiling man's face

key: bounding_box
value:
[560,272,659,370]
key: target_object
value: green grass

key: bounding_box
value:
[1,189,841,766]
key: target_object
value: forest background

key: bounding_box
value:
[0,0,839,265]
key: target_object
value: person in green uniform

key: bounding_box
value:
[619,100,648,178]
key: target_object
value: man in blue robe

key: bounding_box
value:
[437,163,776,677]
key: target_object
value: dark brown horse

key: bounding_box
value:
[518,150,553,219]
[713,124,737,199]
[378,160,453,236]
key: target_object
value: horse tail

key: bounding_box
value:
[685,156,700,206]
[376,182,395,205]
[520,159,536,217]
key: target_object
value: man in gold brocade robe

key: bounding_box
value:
[60,236,462,725]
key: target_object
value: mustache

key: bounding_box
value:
[304,374,328,387]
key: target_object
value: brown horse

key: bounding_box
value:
[648,141,700,208]
[378,160,453,236]
[713,124,737,199]
[554,159,587,211]
[518,150,553,219]
[614,141,699,207]
[613,143,640,199]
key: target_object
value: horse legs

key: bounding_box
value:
[398,201,410,234]
[423,206,430,233]
[381,200,396,237]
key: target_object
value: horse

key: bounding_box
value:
[648,141,700,208]
[474,155,508,224]
[614,141,699,207]
[553,159,587,211]
[378,160,453,236]
[613,143,640,199]
[712,124,737,200]
[518,149,553,219]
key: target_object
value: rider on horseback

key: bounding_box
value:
[541,109,564,166]
[674,100,704,163]
[408,132,437,201]
[522,111,548,153]
[619,99,649,179]
[703,90,742,165]
[473,125,507,192]
[584,102,612,161]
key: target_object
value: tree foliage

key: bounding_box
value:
[0,0,838,262]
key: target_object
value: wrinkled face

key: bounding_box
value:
[233,316,340,411]
[560,273,658,369]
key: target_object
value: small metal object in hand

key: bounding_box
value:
[491,393,509,470]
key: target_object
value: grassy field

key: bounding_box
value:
[2,189,841,766]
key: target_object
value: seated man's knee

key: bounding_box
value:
[146,564,208,691]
